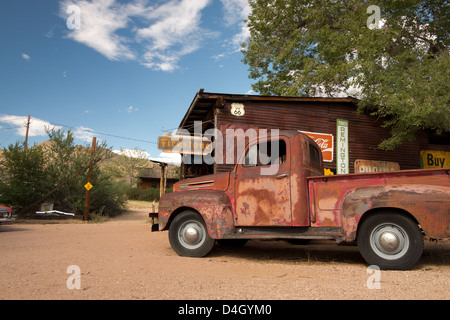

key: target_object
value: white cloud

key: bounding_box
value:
[136,0,214,71]
[0,114,102,144]
[60,0,135,61]
[72,125,97,141]
[220,0,250,50]
[126,106,138,113]
[0,115,61,137]
[150,152,181,165]
[221,0,250,26]
[59,0,248,72]
[21,53,31,61]
[0,115,100,143]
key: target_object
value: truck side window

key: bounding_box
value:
[243,139,287,167]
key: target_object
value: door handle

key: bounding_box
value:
[276,173,288,179]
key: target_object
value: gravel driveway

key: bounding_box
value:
[1,205,449,300]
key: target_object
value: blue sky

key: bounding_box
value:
[0,0,253,164]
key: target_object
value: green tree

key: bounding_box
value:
[43,129,126,216]
[0,129,127,217]
[242,0,450,150]
[0,142,48,211]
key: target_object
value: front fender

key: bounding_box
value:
[158,189,235,238]
[341,184,450,240]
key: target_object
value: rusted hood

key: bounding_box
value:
[174,172,230,192]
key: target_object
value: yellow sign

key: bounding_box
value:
[157,135,212,155]
[420,150,450,169]
[84,182,93,190]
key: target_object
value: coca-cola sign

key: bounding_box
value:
[299,130,334,162]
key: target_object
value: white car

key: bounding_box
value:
[0,205,15,224]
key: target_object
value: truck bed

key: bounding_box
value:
[307,168,450,240]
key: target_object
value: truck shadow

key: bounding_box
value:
[210,239,366,266]
[209,239,450,268]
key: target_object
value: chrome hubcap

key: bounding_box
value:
[179,221,205,249]
[370,223,409,260]
[184,226,200,244]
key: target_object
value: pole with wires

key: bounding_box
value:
[83,136,96,221]
[24,115,30,150]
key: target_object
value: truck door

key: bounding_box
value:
[234,137,292,226]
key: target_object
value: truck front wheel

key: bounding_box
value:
[357,212,423,270]
[169,210,215,257]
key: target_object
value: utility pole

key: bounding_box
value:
[83,136,96,221]
[24,115,30,150]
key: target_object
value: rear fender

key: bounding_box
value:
[158,190,235,239]
[341,184,450,240]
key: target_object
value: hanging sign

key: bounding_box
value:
[157,135,212,155]
[336,119,349,174]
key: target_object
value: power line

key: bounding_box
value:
[47,121,158,145]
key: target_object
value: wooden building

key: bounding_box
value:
[137,164,179,191]
[175,89,450,179]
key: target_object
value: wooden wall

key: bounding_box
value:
[214,100,449,173]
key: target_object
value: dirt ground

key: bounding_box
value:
[1,201,449,300]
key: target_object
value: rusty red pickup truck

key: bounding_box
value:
[150,131,450,270]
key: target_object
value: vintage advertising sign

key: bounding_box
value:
[354,159,400,173]
[299,131,334,162]
[336,119,349,174]
[420,150,450,168]
[157,135,212,155]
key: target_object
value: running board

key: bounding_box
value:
[220,226,344,240]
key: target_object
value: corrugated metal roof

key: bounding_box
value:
[178,89,359,133]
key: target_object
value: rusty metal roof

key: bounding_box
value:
[178,89,360,132]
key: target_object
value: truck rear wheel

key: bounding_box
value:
[357,212,423,270]
[169,210,215,257]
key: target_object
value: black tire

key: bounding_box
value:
[168,210,215,257]
[357,212,423,270]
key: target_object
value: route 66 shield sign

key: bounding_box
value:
[230,103,245,117]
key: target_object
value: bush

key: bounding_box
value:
[0,129,128,217]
